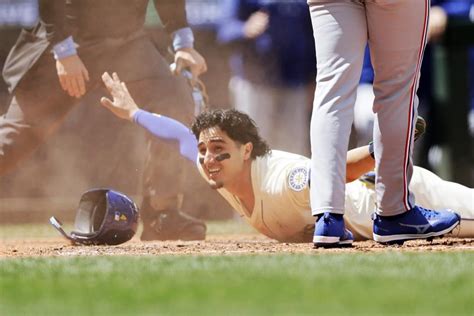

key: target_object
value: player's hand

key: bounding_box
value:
[172,47,207,84]
[243,10,269,39]
[56,54,90,98]
[100,72,139,121]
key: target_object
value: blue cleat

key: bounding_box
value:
[313,212,354,248]
[373,206,460,244]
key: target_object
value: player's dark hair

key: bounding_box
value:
[191,109,271,159]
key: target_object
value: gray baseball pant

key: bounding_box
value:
[309,0,430,216]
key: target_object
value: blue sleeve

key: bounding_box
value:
[52,36,77,60]
[172,27,195,50]
[132,110,198,163]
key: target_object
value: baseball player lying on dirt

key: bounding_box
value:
[100,72,473,243]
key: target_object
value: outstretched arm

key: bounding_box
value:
[346,146,374,183]
[345,116,426,182]
[100,72,198,162]
[133,110,198,162]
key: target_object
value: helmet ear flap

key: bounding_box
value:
[50,188,139,245]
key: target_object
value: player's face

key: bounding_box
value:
[198,127,252,189]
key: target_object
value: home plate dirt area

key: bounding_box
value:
[2,235,473,258]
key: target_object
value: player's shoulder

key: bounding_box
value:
[265,149,310,162]
[253,150,310,193]
[257,150,310,178]
[268,151,310,193]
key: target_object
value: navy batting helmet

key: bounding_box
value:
[50,188,139,245]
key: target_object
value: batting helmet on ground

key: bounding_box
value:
[50,188,139,245]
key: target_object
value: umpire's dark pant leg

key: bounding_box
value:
[0,81,73,175]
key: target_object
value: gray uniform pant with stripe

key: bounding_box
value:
[309,0,429,216]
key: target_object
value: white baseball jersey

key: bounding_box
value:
[198,150,474,242]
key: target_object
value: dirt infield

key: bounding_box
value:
[2,236,473,258]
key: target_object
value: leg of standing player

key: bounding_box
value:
[368,0,459,244]
[309,1,366,214]
[0,53,76,175]
[308,1,367,246]
[367,0,427,214]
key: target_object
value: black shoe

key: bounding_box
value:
[140,209,206,241]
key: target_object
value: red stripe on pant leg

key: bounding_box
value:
[402,0,429,211]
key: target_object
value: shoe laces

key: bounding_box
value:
[417,206,440,219]
[322,213,331,222]
[319,212,342,223]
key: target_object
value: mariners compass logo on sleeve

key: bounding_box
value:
[288,166,309,192]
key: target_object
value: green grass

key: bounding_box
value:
[1,253,473,316]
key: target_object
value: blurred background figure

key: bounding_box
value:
[217,0,316,156]
[426,0,473,186]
